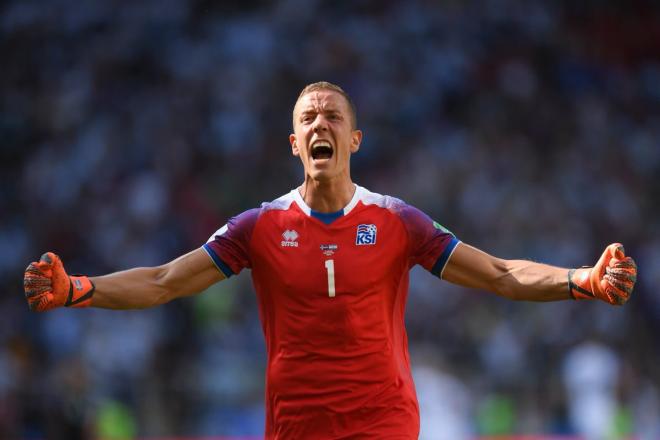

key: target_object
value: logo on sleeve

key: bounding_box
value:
[356,224,377,245]
[281,230,299,247]
[433,221,454,236]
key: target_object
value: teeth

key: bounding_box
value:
[313,141,331,149]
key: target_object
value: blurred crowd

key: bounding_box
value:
[2,0,660,438]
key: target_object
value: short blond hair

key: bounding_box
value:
[293,81,357,129]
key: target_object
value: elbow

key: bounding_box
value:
[490,259,521,301]
[152,264,179,306]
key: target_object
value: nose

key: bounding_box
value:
[312,115,328,133]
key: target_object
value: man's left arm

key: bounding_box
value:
[441,242,637,305]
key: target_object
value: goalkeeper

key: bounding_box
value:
[22,82,638,439]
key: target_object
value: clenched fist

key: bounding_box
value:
[24,252,94,311]
[569,243,637,305]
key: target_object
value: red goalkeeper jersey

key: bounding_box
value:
[203,185,459,439]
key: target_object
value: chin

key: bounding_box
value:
[309,172,330,182]
[307,168,334,182]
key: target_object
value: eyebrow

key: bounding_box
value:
[299,108,342,117]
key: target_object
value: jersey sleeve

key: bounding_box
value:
[397,203,460,278]
[202,208,260,277]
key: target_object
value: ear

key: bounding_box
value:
[290,134,300,157]
[350,130,363,153]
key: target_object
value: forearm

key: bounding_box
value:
[90,266,173,309]
[493,259,570,301]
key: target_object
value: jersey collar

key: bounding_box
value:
[291,184,363,217]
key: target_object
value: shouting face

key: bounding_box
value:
[290,89,362,183]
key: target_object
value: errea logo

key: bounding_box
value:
[281,230,299,247]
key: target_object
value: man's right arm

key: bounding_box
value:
[24,248,225,311]
[92,248,225,309]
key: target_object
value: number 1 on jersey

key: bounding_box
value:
[324,259,336,297]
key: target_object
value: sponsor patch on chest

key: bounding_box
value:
[320,244,338,256]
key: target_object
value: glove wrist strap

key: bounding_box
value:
[568,267,595,300]
[65,275,95,308]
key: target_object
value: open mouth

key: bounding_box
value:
[311,141,333,160]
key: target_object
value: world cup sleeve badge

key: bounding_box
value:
[356,224,377,245]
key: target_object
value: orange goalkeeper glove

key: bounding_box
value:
[569,243,637,305]
[23,252,95,312]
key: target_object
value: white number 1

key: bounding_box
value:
[324,259,336,297]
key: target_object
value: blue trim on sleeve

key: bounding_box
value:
[431,237,460,277]
[310,209,344,225]
[202,243,235,278]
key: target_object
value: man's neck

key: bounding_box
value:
[298,177,356,213]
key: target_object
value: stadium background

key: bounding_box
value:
[2,0,660,438]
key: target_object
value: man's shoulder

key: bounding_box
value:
[356,186,442,231]
[355,185,409,213]
[259,190,298,213]
[224,190,298,228]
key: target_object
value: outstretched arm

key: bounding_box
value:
[442,243,569,301]
[442,242,636,304]
[92,248,225,309]
[24,248,225,311]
